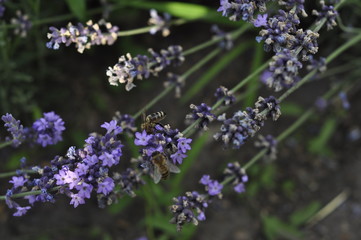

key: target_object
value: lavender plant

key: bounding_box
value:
[1,0,361,239]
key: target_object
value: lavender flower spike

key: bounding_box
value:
[32,111,65,147]
[148,9,171,37]
[1,113,26,147]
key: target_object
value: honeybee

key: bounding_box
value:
[151,151,180,183]
[141,111,166,134]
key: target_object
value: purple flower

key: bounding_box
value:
[70,193,85,208]
[32,111,65,147]
[75,163,89,176]
[76,182,93,199]
[211,25,233,50]
[13,206,31,216]
[84,155,99,166]
[199,175,212,185]
[54,168,80,189]
[46,19,119,53]
[177,138,192,153]
[107,45,184,91]
[197,211,206,221]
[11,11,32,38]
[24,195,37,205]
[9,176,27,188]
[185,103,216,130]
[312,1,338,30]
[214,86,235,106]
[99,151,118,167]
[97,177,115,195]
[207,180,223,196]
[134,130,152,146]
[234,183,246,193]
[101,120,122,134]
[253,14,268,27]
[1,113,25,147]
[148,9,171,37]
[171,151,187,165]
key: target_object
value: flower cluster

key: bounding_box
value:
[278,0,307,17]
[134,124,192,182]
[31,112,66,147]
[46,19,119,53]
[211,25,234,50]
[254,134,278,160]
[254,96,281,121]
[10,10,32,38]
[148,9,171,37]
[164,72,184,98]
[200,175,223,196]
[223,162,248,193]
[170,191,210,231]
[107,45,184,91]
[5,120,125,216]
[307,56,327,73]
[1,112,65,147]
[214,86,236,106]
[262,49,303,91]
[1,113,26,147]
[113,112,137,135]
[312,0,338,30]
[214,96,281,149]
[185,103,216,130]
[217,0,270,22]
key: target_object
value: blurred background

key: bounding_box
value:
[1,0,361,239]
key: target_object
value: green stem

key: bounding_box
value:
[0,141,12,149]
[0,186,62,200]
[0,169,37,179]
[132,48,222,119]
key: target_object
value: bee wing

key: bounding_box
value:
[167,161,181,173]
[152,166,162,184]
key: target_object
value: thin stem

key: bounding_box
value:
[0,169,37,179]
[132,48,222,119]
[0,141,12,149]
[183,24,250,56]
[0,186,62,200]
[118,19,187,37]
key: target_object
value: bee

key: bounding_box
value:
[141,111,166,134]
[151,151,180,183]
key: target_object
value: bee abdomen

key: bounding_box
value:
[146,111,166,122]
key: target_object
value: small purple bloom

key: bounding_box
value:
[24,195,37,205]
[134,130,152,146]
[197,211,206,221]
[70,193,85,208]
[13,206,31,216]
[97,177,115,195]
[1,113,25,147]
[32,111,65,147]
[207,180,223,196]
[9,176,27,188]
[199,175,211,185]
[170,151,186,165]
[234,183,246,193]
[99,152,118,167]
[253,14,268,27]
[84,155,99,166]
[177,137,192,153]
[101,120,122,134]
[76,182,93,199]
[339,92,350,110]
[75,163,89,176]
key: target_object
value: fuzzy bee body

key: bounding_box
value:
[141,111,166,134]
[151,151,180,183]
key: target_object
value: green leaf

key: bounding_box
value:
[65,0,86,21]
[289,201,321,227]
[125,1,245,27]
[262,215,302,240]
[181,41,252,104]
[308,117,337,156]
